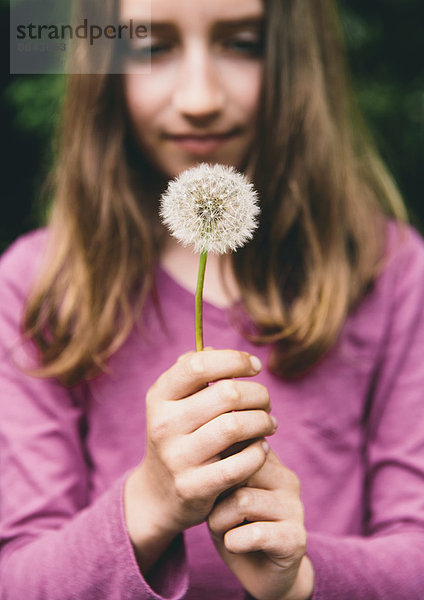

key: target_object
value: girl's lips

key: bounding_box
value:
[164,131,239,155]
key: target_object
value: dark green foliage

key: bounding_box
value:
[4,75,65,139]
[340,0,424,229]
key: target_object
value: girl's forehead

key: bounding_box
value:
[120,0,263,23]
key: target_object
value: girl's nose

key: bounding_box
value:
[172,47,225,120]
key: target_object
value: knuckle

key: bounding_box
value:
[218,460,237,488]
[160,443,182,475]
[235,488,251,513]
[216,379,240,408]
[250,525,263,545]
[149,415,170,442]
[173,352,204,383]
[174,472,192,502]
[219,412,239,443]
[279,521,307,557]
[186,352,205,376]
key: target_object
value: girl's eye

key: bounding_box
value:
[147,42,174,58]
[120,39,175,63]
[222,34,264,57]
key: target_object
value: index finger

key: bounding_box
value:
[151,349,262,401]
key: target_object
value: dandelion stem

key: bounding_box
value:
[195,251,208,352]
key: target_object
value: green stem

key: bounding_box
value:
[195,251,208,352]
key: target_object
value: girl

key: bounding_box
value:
[1,0,424,598]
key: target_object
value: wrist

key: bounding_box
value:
[282,555,314,600]
[124,465,181,574]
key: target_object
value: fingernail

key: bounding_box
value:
[249,355,262,373]
[271,415,278,430]
[262,440,270,454]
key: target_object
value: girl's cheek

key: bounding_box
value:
[124,76,157,118]
[126,68,177,112]
[219,61,262,108]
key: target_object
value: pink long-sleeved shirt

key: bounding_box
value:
[1,223,424,599]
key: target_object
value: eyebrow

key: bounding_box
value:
[212,17,264,35]
[213,17,264,29]
[139,16,264,33]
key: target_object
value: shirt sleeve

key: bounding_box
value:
[307,224,424,599]
[0,235,188,600]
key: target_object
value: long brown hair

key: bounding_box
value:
[23,0,406,385]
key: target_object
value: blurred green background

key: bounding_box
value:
[1,0,423,252]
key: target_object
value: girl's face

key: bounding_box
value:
[122,0,264,178]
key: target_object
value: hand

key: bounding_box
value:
[124,349,277,573]
[208,449,314,600]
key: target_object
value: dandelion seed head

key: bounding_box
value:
[159,163,260,254]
